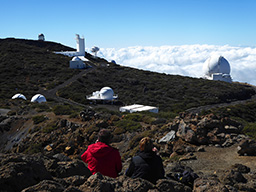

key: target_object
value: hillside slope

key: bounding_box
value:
[58,64,255,112]
[0,38,79,103]
[0,38,255,113]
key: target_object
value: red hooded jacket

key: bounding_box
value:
[81,142,122,178]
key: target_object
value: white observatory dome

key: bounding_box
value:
[31,94,47,103]
[12,93,27,100]
[203,55,231,76]
[72,56,81,61]
[99,87,114,100]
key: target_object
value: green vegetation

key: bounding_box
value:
[114,119,142,132]
[0,38,79,105]
[24,142,43,154]
[242,122,256,139]
[32,115,46,124]
[31,103,51,112]
[58,65,255,113]
[52,104,82,115]
[206,101,256,139]
[41,122,58,133]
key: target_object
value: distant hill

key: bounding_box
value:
[0,38,79,103]
[0,38,255,113]
[58,64,255,112]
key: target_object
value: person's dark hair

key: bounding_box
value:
[139,137,153,152]
[98,129,113,144]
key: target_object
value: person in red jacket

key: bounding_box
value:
[81,129,122,178]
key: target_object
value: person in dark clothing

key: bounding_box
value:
[125,137,165,184]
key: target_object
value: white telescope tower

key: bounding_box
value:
[76,34,85,56]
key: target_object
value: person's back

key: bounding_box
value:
[81,129,122,178]
[126,137,165,184]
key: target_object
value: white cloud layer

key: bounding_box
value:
[89,45,256,86]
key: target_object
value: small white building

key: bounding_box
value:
[38,33,45,41]
[69,56,86,69]
[12,93,27,100]
[31,94,47,103]
[87,87,118,101]
[203,55,232,83]
[120,104,159,113]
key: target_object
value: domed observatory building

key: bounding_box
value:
[31,94,47,103]
[203,55,232,83]
[12,93,27,100]
[87,87,118,104]
[69,56,86,69]
[38,33,45,41]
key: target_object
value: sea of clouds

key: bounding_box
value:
[90,45,256,86]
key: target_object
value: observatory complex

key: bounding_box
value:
[87,87,118,103]
[203,55,232,83]
[55,34,89,69]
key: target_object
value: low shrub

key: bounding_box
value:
[113,127,126,135]
[114,119,142,132]
[53,105,73,115]
[123,113,143,122]
[33,103,50,112]
[242,122,256,140]
[41,122,58,133]
[32,115,46,124]
[24,142,43,154]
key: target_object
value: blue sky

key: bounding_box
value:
[1,0,256,49]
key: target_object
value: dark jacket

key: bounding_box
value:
[81,142,122,178]
[125,151,165,184]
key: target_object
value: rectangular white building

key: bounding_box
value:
[120,104,158,113]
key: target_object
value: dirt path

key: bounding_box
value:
[42,66,95,99]
[182,144,256,176]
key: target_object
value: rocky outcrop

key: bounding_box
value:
[0,153,52,192]
[1,152,256,191]
[172,113,245,146]
[0,153,91,192]
[237,139,256,156]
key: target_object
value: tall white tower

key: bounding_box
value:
[75,34,85,56]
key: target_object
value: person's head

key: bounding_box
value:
[98,129,113,145]
[139,137,153,152]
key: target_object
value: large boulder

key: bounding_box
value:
[174,113,244,146]
[21,180,65,192]
[219,169,247,185]
[0,153,52,192]
[156,179,192,192]
[54,159,91,178]
[237,139,256,156]
[193,176,237,192]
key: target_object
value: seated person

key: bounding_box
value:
[125,137,165,184]
[81,129,122,178]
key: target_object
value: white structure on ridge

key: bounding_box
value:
[120,104,159,113]
[38,33,45,41]
[69,56,86,69]
[76,34,85,56]
[12,93,27,100]
[31,94,47,103]
[87,87,118,101]
[203,55,232,83]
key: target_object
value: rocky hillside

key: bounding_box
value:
[1,38,256,191]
